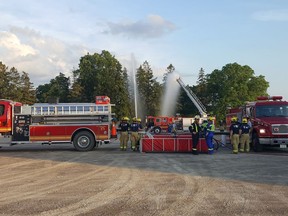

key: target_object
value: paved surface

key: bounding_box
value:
[0,141,288,216]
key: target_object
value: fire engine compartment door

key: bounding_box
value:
[0,103,12,133]
[12,115,31,141]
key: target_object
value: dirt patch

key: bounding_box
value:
[0,144,288,215]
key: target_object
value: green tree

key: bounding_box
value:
[136,61,161,116]
[194,68,209,113]
[176,86,198,116]
[36,84,51,103]
[6,67,21,100]
[19,71,36,104]
[0,62,36,103]
[48,73,70,102]
[162,63,175,83]
[68,73,84,103]
[206,62,269,120]
[36,73,70,103]
[0,62,9,98]
[176,68,207,117]
[72,50,131,118]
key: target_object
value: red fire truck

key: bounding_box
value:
[146,116,176,134]
[226,96,288,151]
[0,96,115,151]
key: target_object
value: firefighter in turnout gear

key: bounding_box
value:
[136,118,143,151]
[201,119,208,138]
[229,117,240,154]
[239,118,251,152]
[190,115,201,155]
[206,117,215,154]
[130,117,142,151]
[119,117,130,150]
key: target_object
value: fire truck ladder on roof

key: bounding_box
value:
[25,103,115,125]
[29,103,113,116]
[176,77,207,118]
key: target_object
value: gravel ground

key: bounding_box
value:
[0,141,288,216]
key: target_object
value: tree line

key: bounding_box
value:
[0,50,269,122]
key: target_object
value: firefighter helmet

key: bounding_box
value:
[208,116,213,121]
[231,117,237,122]
[122,117,129,121]
[194,115,200,120]
[132,117,137,122]
[242,118,248,123]
[137,118,141,122]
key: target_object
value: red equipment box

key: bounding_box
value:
[141,134,208,153]
[95,96,110,104]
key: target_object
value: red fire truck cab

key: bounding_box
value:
[146,116,174,134]
[0,97,115,151]
[226,96,288,151]
[146,116,187,134]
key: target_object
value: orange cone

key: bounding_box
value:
[111,122,117,138]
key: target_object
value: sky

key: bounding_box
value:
[0,0,288,100]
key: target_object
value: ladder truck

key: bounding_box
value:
[0,96,115,151]
[176,77,208,118]
[146,77,211,134]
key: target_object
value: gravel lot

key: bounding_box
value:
[0,141,288,216]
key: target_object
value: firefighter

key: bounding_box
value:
[130,117,141,151]
[229,116,240,154]
[118,117,130,150]
[190,115,201,155]
[247,117,252,128]
[239,118,251,152]
[136,118,143,151]
[146,118,154,132]
[201,119,208,138]
[219,120,225,132]
[171,120,177,136]
[206,117,215,154]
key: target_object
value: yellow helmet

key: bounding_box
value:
[122,117,129,121]
[208,116,213,121]
[137,118,141,122]
[231,117,237,122]
[132,117,137,121]
[242,118,248,123]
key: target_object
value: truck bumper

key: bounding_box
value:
[0,135,12,145]
[259,138,288,145]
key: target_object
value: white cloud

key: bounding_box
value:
[252,9,288,21]
[0,27,88,86]
[104,14,177,38]
[0,31,37,57]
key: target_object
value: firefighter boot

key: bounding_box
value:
[192,148,199,155]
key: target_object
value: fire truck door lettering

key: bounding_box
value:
[100,126,106,131]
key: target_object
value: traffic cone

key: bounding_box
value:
[111,122,117,138]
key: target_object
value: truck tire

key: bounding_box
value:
[252,134,263,152]
[153,127,161,134]
[73,131,96,151]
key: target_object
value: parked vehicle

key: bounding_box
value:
[226,96,288,151]
[0,96,115,151]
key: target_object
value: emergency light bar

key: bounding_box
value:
[257,96,283,101]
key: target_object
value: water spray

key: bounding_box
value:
[160,72,181,116]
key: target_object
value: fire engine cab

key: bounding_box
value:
[0,96,115,151]
[226,96,288,151]
[146,116,178,134]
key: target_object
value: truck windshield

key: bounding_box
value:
[256,105,288,117]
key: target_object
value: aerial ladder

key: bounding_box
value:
[176,77,208,118]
